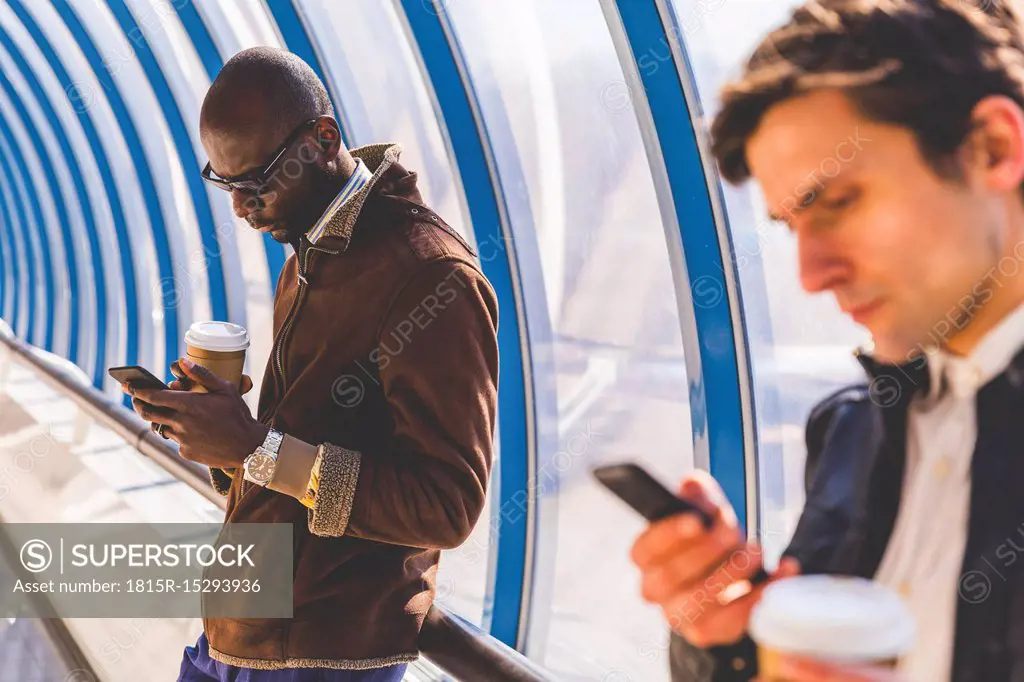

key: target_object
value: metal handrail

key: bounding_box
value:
[0,323,222,507]
[0,325,554,682]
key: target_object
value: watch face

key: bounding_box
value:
[247,451,275,483]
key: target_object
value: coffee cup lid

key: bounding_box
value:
[749,575,915,661]
[184,321,250,352]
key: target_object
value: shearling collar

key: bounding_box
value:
[313,142,402,245]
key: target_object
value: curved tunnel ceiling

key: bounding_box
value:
[0,2,768,677]
[0,0,546,650]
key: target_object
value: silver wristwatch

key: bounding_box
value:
[243,428,284,486]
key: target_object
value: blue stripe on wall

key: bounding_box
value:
[171,0,222,83]
[5,1,136,384]
[0,124,37,346]
[0,109,57,352]
[398,0,534,647]
[0,27,103,376]
[169,0,287,290]
[46,0,193,373]
[0,170,18,330]
[263,0,331,100]
[613,0,748,525]
[0,68,81,362]
[0,179,5,320]
[96,0,241,365]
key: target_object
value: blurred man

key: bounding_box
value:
[125,47,499,681]
[632,2,1024,680]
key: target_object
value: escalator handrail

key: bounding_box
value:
[0,326,555,682]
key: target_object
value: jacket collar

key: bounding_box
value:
[854,347,932,404]
[307,142,403,249]
[854,335,1024,404]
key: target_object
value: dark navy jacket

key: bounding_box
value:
[671,350,1024,682]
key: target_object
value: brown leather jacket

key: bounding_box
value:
[204,144,499,671]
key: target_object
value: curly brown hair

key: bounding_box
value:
[711,0,1024,186]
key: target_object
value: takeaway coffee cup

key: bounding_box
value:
[749,575,915,681]
[183,321,250,393]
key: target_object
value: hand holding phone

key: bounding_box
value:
[593,462,769,586]
[110,366,177,440]
[597,462,794,648]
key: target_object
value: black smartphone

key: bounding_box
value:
[593,462,715,527]
[108,365,168,391]
[593,462,769,586]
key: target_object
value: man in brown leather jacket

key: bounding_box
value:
[125,47,498,681]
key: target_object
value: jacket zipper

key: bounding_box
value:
[270,249,313,401]
[241,246,324,502]
[261,243,341,425]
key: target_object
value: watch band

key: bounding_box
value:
[261,428,284,456]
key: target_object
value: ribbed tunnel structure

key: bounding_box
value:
[0,1,870,680]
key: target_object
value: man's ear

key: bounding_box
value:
[966,95,1024,193]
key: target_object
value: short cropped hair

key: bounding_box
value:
[202,46,334,139]
[710,0,1024,185]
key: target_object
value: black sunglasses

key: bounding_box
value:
[201,118,320,194]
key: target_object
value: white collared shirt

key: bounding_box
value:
[874,304,1024,681]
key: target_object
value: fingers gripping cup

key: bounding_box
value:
[750,575,915,681]
[184,321,250,393]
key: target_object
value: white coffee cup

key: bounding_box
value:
[183,321,250,393]
[749,575,915,680]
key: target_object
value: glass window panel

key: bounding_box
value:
[671,0,870,562]
[295,0,473,245]
[447,1,696,679]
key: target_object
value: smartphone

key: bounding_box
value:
[593,462,715,527]
[593,462,769,586]
[108,365,168,391]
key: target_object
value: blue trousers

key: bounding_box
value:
[177,633,408,682]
